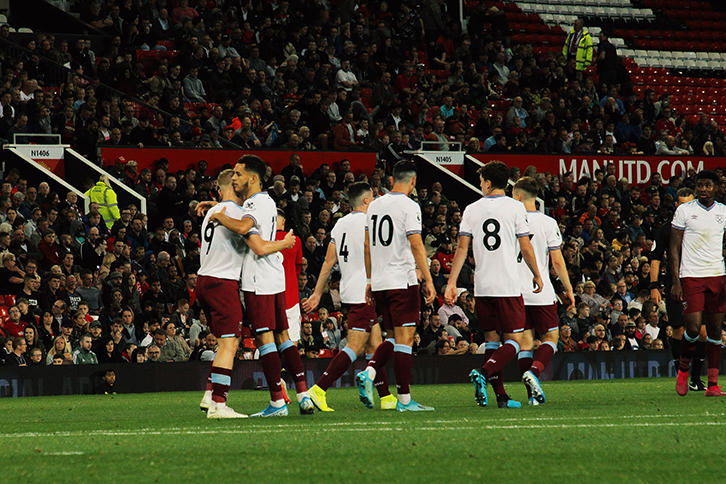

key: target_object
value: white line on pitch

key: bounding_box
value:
[3,420,726,439]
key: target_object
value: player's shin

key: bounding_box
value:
[367,337,395,379]
[368,353,392,397]
[679,330,699,373]
[531,340,557,377]
[706,338,721,389]
[317,346,356,391]
[259,341,285,404]
[393,344,413,404]
[278,338,308,396]
[518,350,534,398]
[483,339,520,376]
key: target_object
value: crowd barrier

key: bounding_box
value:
[1,350,719,398]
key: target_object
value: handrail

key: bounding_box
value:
[0,36,242,150]
[66,148,147,215]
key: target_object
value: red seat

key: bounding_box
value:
[5,295,15,306]
[0,307,8,321]
[318,349,334,358]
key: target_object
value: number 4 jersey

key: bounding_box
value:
[460,194,530,297]
[366,192,422,291]
[330,210,367,304]
[198,201,248,281]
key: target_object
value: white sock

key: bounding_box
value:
[398,393,411,405]
[297,391,310,402]
[271,399,286,408]
[204,390,212,399]
[366,366,377,380]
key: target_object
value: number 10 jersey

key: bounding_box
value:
[460,194,530,297]
[366,192,422,291]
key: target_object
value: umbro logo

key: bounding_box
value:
[718,215,725,224]
[691,215,698,220]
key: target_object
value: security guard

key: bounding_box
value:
[84,174,120,227]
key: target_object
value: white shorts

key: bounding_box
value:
[286,303,302,341]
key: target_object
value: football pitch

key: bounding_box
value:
[2,378,725,484]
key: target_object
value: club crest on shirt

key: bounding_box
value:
[717,215,724,224]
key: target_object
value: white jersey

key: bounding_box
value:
[517,210,562,306]
[672,199,726,278]
[460,194,530,297]
[240,191,286,295]
[366,192,421,291]
[198,201,247,281]
[330,211,367,304]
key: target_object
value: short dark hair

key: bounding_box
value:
[237,154,267,181]
[477,161,510,189]
[392,160,417,183]
[696,169,719,183]
[348,182,372,208]
[513,176,539,198]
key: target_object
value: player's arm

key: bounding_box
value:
[519,235,543,293]
[649,259,662,306]
[669,227,684,301]
[302,242,338,313]
[196,200,218,216]
[409,233,435,305]
[245,230,295,256]
[210,207,255,235]
[550,248,574,310]
[444,235,471,305]
[364,229,373,304]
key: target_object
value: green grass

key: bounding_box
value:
[2,378,726,484]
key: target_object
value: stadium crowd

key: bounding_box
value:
[4,149,726,367]
[1,0,725,164]
[2,0,726,368]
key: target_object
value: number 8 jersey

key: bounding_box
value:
[366,192,422,291]
[459,194,530,297]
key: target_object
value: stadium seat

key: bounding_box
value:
[5,295,15,306]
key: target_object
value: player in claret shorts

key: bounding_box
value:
[303,182,396,411]
[197,169,294,418]
[356,161,436,412]
[210,155,315,416]
[670,169,726,397]
[512,177,574,405]
[446,161,543,408]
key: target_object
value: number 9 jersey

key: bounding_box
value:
[198,201,248,281]
[459,194,530,297]
[366,192,422,291]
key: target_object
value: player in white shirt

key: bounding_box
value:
[445,161,543,408]
[670,169,726,397]
[512,177,574,406]
[196,169,294,419]
[302,182,396,411]
[209,155,315,416]
[356,161,436,412]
